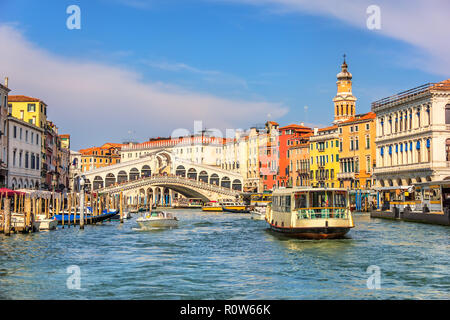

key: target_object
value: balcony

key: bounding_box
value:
[337,172,355,180]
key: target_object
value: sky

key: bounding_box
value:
[0,0,448,150]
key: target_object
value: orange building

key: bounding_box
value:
[337,112,377,189]
[79,142,123,172]
[287,133,312,187]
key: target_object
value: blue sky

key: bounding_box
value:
[0,0,448,150]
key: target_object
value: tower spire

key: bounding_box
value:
[333,55,357,124]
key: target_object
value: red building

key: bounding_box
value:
[276,124,312,188]
[259,121,279,192]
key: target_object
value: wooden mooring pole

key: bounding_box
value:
[4,198,11,236]
[120,192,123,224]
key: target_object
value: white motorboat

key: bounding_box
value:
[33,215,58,231]
[250,206,266,220]
[136,211,179,229]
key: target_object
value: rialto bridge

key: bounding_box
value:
[76,150,244,205]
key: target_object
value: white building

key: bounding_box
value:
[0,77,10,187]
[7,116,43,189]
[120,133,224,167]
[69,149,81,191]
[373,80,450,187]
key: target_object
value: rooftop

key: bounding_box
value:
[371,79,450,110]
[9,95,47,105]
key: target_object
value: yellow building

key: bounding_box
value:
[8,95,47,128]
[337,112,377,189]
[309,125,340,188]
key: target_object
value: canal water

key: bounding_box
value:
[0,210,448,299]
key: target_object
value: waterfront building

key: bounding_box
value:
[309,126,340,188]
[287,132,312,187]
[6,115,43,189]
[57,138,70,191]
[8,95,47,128]
[59,134,70,150]
[69,149,81,191]
[80,142,123,172]
[259,121,280,191]
[120,134,224,168]
[337,112,377,189]
[221,126,265,192]
[0,78,10,187]
[277,124,312,188]
[373,79,450,186]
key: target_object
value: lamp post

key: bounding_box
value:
[79,176,85,230]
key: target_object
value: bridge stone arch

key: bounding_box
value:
[141,165,151,177]
[199,171,208,183]
[129,168,140,181]
[118,170,128,183]
[187,168,197,180]
[105,173,116,187]
[93,176,104,190]
[221,176,230,189]
[210,174,219,186]
[176,165,186,177]
[232,179,242,191]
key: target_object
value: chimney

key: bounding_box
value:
[314,127,318,135]
[4,77,8,88]
[300,122,304,126]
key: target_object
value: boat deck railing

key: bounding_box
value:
[296,207,349,219]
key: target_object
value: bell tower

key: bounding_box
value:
[333,54,357,123]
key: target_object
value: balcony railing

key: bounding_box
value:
[372,82,450,110]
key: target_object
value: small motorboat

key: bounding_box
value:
[221,202,250,213]
[136,211,179,229]
[250,206,266,220]
[33,215,58,231]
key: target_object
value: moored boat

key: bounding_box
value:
[136,211,179,228]
[202,201,223,212]
[250,206,266,220]
[222,201,249,213]
[266,187,354,239]
[33,215,58,231]
[52,208,119,225]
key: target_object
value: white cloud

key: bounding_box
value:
[0,24,288,149]
[217,0,450,76]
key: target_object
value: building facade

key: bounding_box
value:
[287,133,311,187]
[0,78,10,187]
[373,80,450,186]
[80,142,123,172]
[277,124,312,188]
[337,112,377,189]
[6,116,43,189]
[309,126,340,188]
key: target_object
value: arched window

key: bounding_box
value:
[175,165,186,177]
[105,173,116,187]
[446,104,450,124]
[93,176,103,190]
[221,176,231,189]
[210,174,219,185]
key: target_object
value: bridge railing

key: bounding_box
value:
[97,174,242,195]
